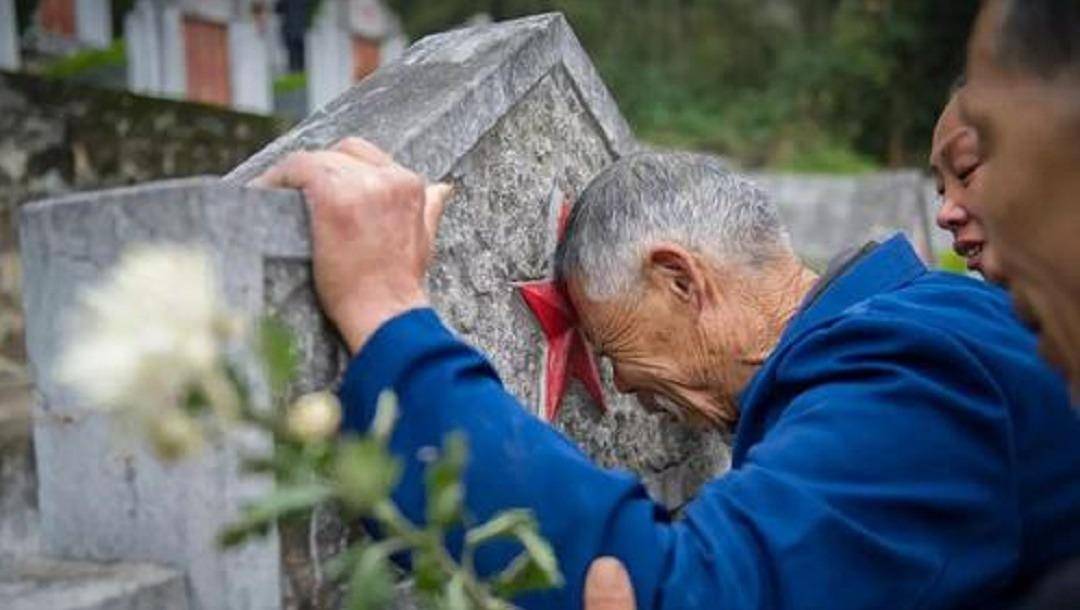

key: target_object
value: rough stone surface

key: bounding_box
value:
[227,12,727,504]
[229,14,727,607]
[0,381,37,558]
[226,13,635,183]
[752,171,944,268]
[0,68,287,371]
[21,180,301,610]
[0,70,288,574]
[0,556,188,610]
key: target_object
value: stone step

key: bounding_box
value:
[0,556,189,610]
[0,380,38,558]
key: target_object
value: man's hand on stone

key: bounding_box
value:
[249,137,452,353]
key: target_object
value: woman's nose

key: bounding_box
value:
[936,194,970,231]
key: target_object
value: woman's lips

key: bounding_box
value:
[954,240,985,271]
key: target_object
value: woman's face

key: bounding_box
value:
[929,95,992,278]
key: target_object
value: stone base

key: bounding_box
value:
[0,556,189,610]
[0,380,37,558]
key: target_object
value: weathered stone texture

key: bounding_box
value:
[0,72,290,569]
[229,13,727,513]
[21,180,303,610]
[0,381,37,559]
[0,69,287,371]
[0,556,188,610]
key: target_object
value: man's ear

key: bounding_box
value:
[644,244,707,310]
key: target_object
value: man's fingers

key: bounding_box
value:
[423,183,454,241]
[584,557,636,610]
[248,150,365,192]
[247,151,311,190]
[332,137,395,166]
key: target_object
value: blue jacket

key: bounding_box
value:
[338,235,1080,609]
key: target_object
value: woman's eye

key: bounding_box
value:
[957,165,979,184]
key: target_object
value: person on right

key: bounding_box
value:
[961,0,1080,398]
[959,2,1080,608]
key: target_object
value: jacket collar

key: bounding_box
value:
[777,233,928,347]
[729,234,928,463]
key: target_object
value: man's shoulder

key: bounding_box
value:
[751,269,1052,408]
[817,269,1033,359]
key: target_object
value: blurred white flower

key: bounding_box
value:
[286,391,343,443]
[59,244,245,422]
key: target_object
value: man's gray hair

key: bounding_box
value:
[555,151,791,300]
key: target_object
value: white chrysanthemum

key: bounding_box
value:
[286,391,343,443]
[59,244,244,418]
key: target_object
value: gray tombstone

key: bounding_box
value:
[229,20,273,115]
[0,0,19,72]
[74,0,112,48]
[21,181,295,610]
[753,171,942,269]
[124,0,185,99]
[22,14,730,610]
[228,11,730,510]
[304,0,353,114]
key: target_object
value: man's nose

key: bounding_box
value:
[936,194,970,231]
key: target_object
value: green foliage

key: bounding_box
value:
[938,249,968,274]
[335,437,404,512]
[204,321,562,609]
[273,73,309,95]
[347,545,396,610]
[386,0,979,171]
[42,41,127,80]
[259,317,300,400]
[218,484,335,547]
[425,432,467,528]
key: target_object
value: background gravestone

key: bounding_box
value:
[753,171,942,269]
[22,14,730,610]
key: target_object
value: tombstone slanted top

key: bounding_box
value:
[224,12,635,185]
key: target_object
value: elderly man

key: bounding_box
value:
[253,144,1080,609]
[961,0,1080,396]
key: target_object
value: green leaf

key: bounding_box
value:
[324,546,362,583]
[490,548,563,599]
[370,390,399,443]
[259,317,299,399]
[182,384,211,416]
[464,509,535,548]
[442,573,470,610]
[334,439,402,513]
[218,483,333,548]
[411,545,445,595]
[480,513,563,599]
[425,432,468,528]
[515,528,562,589]
[346,544,395,610]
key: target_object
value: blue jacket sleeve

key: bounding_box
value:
[338,308,1017,610]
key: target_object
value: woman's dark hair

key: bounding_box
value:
[995,0,1080,80]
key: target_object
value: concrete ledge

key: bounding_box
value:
[0,556,189,610]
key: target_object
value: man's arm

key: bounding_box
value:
[339,307,1017,609]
